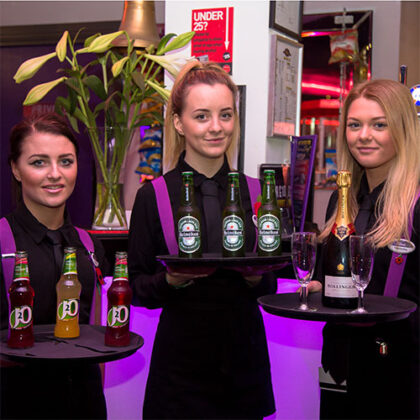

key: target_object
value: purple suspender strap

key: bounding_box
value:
[151,176,178,255]
[0,217,15,310]
[74,227,99,325]
[245,175,261,253]
[384,189,420,297]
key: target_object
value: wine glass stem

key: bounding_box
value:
[358,289,364,310]
[301,285,308,307]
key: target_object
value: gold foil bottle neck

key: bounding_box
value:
[336,171,352,188]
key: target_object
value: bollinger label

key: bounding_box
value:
[223,215,244,251]
[324,275,358,298]
[107,305,130,328]
[9,306,32,329]
[258,214,281,252]
[57,299,79,320]
[178,216,201,253]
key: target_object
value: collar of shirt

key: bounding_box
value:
[357,173,385,209]
[13,202,73,246]
[176,151,231,190]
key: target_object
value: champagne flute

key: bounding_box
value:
[349,235,374,313]
[292,232,317,311]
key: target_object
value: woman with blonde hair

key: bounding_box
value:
[316,79,420,419]
[128,60,276,419]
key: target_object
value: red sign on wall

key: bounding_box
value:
[191,7,234,74]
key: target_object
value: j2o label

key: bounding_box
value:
[57,299,79,320]
[107,305,130,327]
[9,306,32,329]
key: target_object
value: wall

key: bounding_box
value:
[303,1,402,81]
[0,1,165,26]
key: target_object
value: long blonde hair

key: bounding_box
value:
[163,60,240,172]
[319,79,420,248]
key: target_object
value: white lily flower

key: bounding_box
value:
[144,53,195,78]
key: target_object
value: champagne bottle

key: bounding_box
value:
[177,171,202,258]
[258,169,281,256]
[222,172,245,257]
[322,171,358,308]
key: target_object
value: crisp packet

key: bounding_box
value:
[329,29,358,64]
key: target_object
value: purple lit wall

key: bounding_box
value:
[101,278,325,419]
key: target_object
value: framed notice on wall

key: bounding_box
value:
[269,0,303,40]
[267,34,303,138]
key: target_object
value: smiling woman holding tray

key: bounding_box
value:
[128,60,277,419]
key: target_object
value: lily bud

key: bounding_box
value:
[146,80,170,102]
[56,31,68,62]
[77,31,125,54]
[144,53,193,78]
[111,57,129,77]
[23,77,67,105]
[14,52,57,83]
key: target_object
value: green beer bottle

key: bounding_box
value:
[177,172,202,258]
[222,172,245,257]
[258,169,282,256]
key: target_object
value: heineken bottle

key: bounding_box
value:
[258,169,282,256]
[222,172,245,257]
[177,172,202,258]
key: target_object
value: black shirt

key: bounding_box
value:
[1,203,107,329]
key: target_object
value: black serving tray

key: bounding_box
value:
[157,252,291,275]
[258,292,417,323]
[0,324,143,364]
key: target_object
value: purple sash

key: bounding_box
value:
[383,189,420,297]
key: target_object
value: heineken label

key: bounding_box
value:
[178,216,201,253]
[258,214,281,252]
[107,305,130,328]
[57,299,79,320]
[9,305,32,329]
[223,215,244,251]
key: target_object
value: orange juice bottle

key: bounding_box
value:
[54,247,81,338]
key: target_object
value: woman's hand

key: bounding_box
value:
[166,267,216,288]
[296,280,322,294]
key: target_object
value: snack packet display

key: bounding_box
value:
[329,29,358,64]
[135,126,162,183]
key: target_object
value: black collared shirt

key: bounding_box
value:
[0,203,107,329]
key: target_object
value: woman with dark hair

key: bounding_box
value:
[315,79,420,419]
[0,113,107,419]
[128,61,276,419]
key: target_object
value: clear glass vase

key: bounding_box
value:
[88,126,135,230]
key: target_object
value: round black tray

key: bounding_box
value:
[157,252,291,275]
[258,292,417,323]
[0,324,143,364]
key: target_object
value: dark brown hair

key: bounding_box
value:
[9,112,79,165]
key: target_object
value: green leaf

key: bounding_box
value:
[111,57,129,77]
[104,91,119,112]
[56,31,68,62]
[146,80,170,102]
[132,71,145,91]
[14,52,57,83]
[156,33,176,54]
[55,96,70,113]
[66,113,80,133]
[83,75,107,100]
[158,31,195,55]
[23,77,66,105]
[65,78,83,97]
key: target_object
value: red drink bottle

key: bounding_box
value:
[105,252,133,347]
[8,251,35,349]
